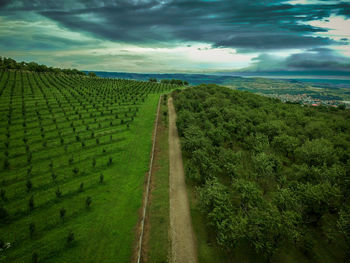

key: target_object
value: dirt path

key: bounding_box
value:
[168,97,198,263]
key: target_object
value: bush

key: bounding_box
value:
[79,182,84,192]
[0,207,8,222]
[66,230,74,244]
[0,238,4,249]
[60,207,66,220]
[29,195,34,211]
[29,222,35,238]
[51,172,57,181]
[32,252,38,263]
[26,179,33,192]
[99,174,104,184]
[73,167,79,175]
[4,159,9,169]
[55,188,62,198]
[0,189,6,201]
[108,157,112,166]
[85,196,92,208]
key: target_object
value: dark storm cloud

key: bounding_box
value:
[250,48,350,71]
[1,0,349,50]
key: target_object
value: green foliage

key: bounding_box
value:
[88,72,96,77]
[0,56,86,75]
[0,207,8,222]
[29,222,35,238]
[66,231,75,244]
[85,196,92,208]
[173,85,350,260]
[32,252,38,263]
[60,207,66,220]
[28,195,34,211]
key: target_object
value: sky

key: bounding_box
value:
[0,0,350,73]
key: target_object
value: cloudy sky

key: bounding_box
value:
[0,0,350,73]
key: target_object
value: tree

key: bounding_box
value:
[88,72,96,77]
[86,196,92,208]
[295,139,336,167]
[0,188,6,201]
[60,207,66,221]
[55,188,62,198]
[26,179,33,192]
[29,195,34,211]
[337,207,350,251]
[29,222,35,238]
[32,252,38,263]
[79,182,84,192]
[272,134,299,158]
[99,174,104,184]
[66,230,75,245]
[0,207,8,222]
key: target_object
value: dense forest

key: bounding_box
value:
[173,85,350,262]
[0,57,87,75]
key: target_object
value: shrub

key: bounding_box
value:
[73,167,79,175]
[29,222,35,238]
[0,189,6,201]
[27,153,32,164]
[79,182,84,192]
[92,158,96,168]
[0,207,8,222]
[4,159,9,169]
[26,179,33,192]
[108,157,112,166]
[28,195,34,211]
[69,157,73,165]
[99,174,104,184]
[32,252,38,263]
[51,172,57,181]
[55,188,62,198]
[85,196,92,208]
[66,231,74,244]
[0,238,4,249]
[60,207,66,220]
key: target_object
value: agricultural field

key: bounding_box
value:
[0,70,174,262]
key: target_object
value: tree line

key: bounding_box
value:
[0,56,93,76]
[173,84,350,262]
[149,77,188,86]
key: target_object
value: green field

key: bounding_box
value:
[0,70,174,262]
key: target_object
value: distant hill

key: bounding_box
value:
[89,71,242,85]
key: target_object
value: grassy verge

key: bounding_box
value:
[146,95,170,263]
[184,159,230,263]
